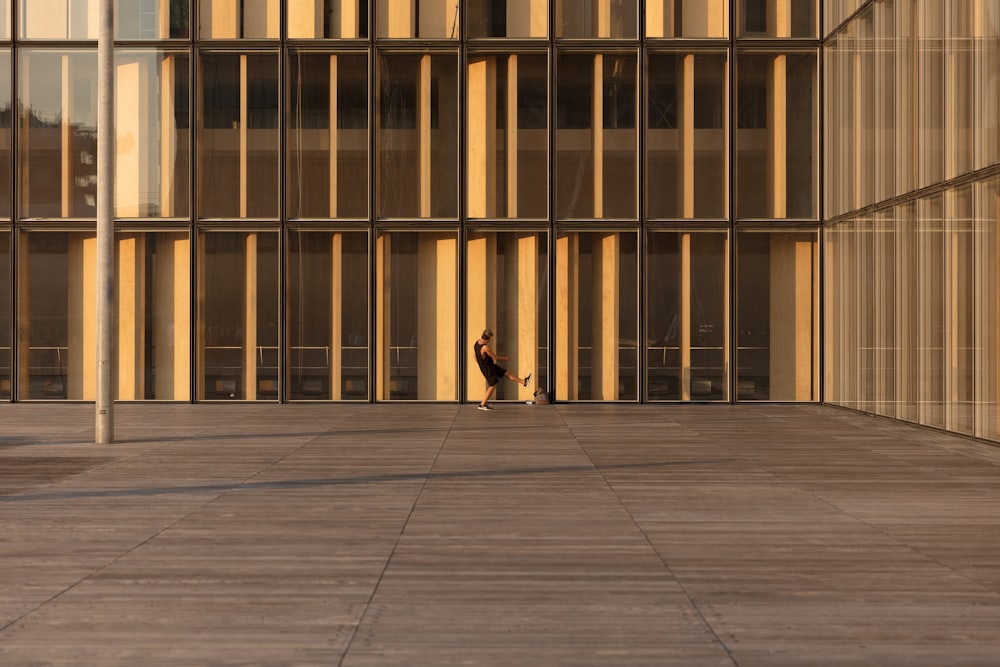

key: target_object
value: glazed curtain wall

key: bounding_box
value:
[824,1,1000,442]
[0,0,821,403]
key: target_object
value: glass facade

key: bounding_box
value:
[825,1,1000,442]
[0,1,997,446]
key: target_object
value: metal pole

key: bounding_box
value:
[96,0,114,444]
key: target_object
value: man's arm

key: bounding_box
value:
[482,344,508,362]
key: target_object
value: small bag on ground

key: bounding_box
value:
[533,388,552,405]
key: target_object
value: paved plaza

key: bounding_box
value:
[3,402,1000,665]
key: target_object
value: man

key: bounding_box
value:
[473,328,530,411]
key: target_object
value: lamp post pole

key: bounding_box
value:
[96,0,114,444]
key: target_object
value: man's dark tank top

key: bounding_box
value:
[474,340,493,375]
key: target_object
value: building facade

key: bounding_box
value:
[0,1,996,440]
[824,1,1000,442]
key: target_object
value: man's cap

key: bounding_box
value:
[481,328,493,339]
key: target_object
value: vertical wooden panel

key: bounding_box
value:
[467,58,497,218]
[556,234,579,400]
[330,233,343,400]
[244,234,258,400]
[68,235,97,400]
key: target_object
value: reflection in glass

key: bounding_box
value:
[646,52,727,219]
[378,54,458,219]
[917,195,944,427]
[948,187,975,434]
[19,0,95,39]
[556,0,636,38]
[646,232,728,401]
[738,0,816,38]
[467,0,547,38]
[466,53,547,219]
[376,231,458,400]
[736,52,817,219]
[978,178,1000,441]
[288,0,367,38]
[737,231,817,401]
[465,231,548,402]
[116,0,190,39]
[0,50,10,219]
[199,0,278,38]
[116,50,189,218]
[115,233,191,400]
[0,232,9,399]
[288,52,368,219]
[978,3,1000,170]
[198,52,279,219]
[917,1,944,188]
[19,49,97,219]
[377,0,458,38]
[17,232,96,400]
[198,232,279,401]
[556,53,637,220]
[288,231,369,400]
[646,0,728,38]
[555,231,637,400]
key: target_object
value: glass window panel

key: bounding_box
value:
[0,49,10,219]
[17,232,96,400]
[874,0,895,202]
[198,52,279,219]
[858,9,875,210]
[738,0,816,38]
[874,210,896,418]
[115,50,190,218]
[857,215,875,413]
[0,1,8,39]
[737,230,818,401]
[199,0,278,39]
[376,230,458,401]
[895,201,919,423]
[377,53,458,219]
[646,231,728,401]
[556,52,637,220]
[646,0,727,38]
[288,0,367,38]
[894,0,916,196]
[823,32,845,218]
[288,230,369,400]
[467,0,547,38]
[0,231,9,399]
[115,232,191,400]
[466,52,548,219]
[646,52,727,219]
[465,231,548,402]
[555,231,637,401]
[19,49,97,220]
[555,0,636,38]
[288,51,369,220]
[977,1,1000,170]
[947,187,975,435]
[917,1,945,188]
[946,2,975,180]
[377,0,458,38]
[977,177,1000,442]
[916,196,945,427]
[116,0,190,39]
[736,51,817,220]
[198,231,279,401]
[822,222,847,406]
[19,0,95,39]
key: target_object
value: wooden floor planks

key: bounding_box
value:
[2,402,1000,665]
